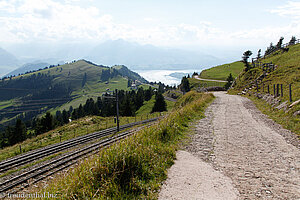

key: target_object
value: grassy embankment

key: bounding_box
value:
[188,61,244,89]
[230,43,300,135]
[36,91,214,199]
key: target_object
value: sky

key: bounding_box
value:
[0,0,300,58]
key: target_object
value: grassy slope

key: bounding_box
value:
[230,43,300,135]
[0,60,151,124]
[36,91,214,199]
[199,61,244,80]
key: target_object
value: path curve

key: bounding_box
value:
[159,92,300,199]
[194,75,227,83]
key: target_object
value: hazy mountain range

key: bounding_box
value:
[1,39,223,77]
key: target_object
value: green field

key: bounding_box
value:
[199,61,244,80]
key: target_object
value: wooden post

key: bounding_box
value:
[273,84,276,96]
[276,84,279,97]
[280,84,283,97]
[289,84,292,102]
[267,85,269,93]
[256,80,258,92]
[19,145,22,153]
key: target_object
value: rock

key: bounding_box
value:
[275,101,288,111]
[289,99,300,108]
[293,110,300,116]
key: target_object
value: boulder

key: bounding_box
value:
[289,99,300,108]
[275,101,288,111]
[293,110,300,116]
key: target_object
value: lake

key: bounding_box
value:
[135,69,202,86]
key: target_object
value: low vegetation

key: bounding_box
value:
[37,91,214,199]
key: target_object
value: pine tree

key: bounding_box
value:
[180,76,190,93]
[151,92,167,113]
[257,49,261,59]
[276,37,284,49]
[289,36,297,45]
[242,50,252,72]
[224,73,234,90]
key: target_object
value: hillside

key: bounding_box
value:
[199,61,244,80]
[231,43,300,134]
[0,60,148,129]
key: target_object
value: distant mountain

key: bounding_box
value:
[85,39,221,70]
[0,47,19,77]
[112,65,148,83]
[5,61,50,77]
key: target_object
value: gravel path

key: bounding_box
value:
[159,92,300,199]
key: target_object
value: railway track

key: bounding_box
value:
[0,118,157,174]
[0,119,157,193]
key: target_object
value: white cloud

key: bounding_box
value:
[0,0,299,50]
[270,1,300,19]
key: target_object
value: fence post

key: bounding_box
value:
[19,145,22,153]
[273,84,276,96]
[276,84,279,97]
[256,80,258,92]
[267,85,269,93]
[280,84,283,97]
[289,84,292,102]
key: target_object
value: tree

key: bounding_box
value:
[242,50,252,72]
[127,79,132,88]
[41,112,55,132]
[151,92,167,113]
[224,73,234,90]
[120,95,135,116]
[289,36,297,45]
[7,119,26,145]
[276,37,284,49]
[144,87,153,101]
[257,49,261,59]
[180,76,190,93]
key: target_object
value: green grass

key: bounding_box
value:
[0,114,157,162]
[188,78,226,90]
[34,91,214,199]
[199,61,244,80]
[230,43,300,136]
